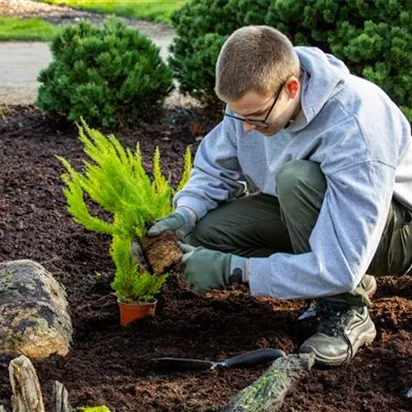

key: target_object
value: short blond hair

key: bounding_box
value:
[215,26,300,101]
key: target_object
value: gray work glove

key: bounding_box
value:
[180,243,248,294]
[147,207,196,240]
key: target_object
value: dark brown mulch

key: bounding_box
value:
[1,106,412,411]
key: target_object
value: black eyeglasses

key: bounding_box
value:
[223,82,285,129]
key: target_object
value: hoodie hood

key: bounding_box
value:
[290,47,350,132]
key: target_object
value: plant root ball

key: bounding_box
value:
[142,231,183,274]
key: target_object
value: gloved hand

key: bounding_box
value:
[147,207,196,240]
[180,243,248,294]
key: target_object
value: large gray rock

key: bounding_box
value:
[0,260,72,359]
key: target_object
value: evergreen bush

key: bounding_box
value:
[58,120,192,303]
[37,18,173,128]
[169,0,412,122]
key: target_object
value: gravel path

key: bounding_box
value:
[0,0,177,105]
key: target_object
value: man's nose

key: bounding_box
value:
[243,122,256,132]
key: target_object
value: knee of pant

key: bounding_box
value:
[185,216,217,248]
[276,160,325,206]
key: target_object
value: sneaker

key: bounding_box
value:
[297,275,377,321]
[363,274,377,298]
[299,301,377,366]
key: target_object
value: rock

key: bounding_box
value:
[0,260,73,359]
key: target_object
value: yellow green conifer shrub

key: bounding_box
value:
[58,120,192,303]
[78,407,111,412]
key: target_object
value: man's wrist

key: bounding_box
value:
[176,206,198,224]
[229,255,249,285]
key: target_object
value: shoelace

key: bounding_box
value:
[316,301,354,363]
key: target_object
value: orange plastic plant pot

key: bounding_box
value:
[118,299,157,327]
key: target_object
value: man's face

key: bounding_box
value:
[225,78,301,136]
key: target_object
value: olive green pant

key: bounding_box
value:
[186,160,412,307]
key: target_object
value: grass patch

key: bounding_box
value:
[37,1,187,23]
[0,16,58,41]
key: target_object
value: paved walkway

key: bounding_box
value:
[0,42,52,105]
[0,0,175,105]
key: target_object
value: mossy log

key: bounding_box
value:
[142,231,183,274]
[222,353,315,412]
[9,355,45,412]
[52,381,71,412]
[7,358,72,412]
[0,260,73,359]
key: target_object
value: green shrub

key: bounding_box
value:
[168,0,255,106]
[37,18,173,128]
[169,0,412,122]
[173,33,226,106]
[58,120,192,303]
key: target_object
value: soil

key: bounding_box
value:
[1,106,412,411]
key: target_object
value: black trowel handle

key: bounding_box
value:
[218,348,286,369]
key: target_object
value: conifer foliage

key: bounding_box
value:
[170,0,412,122]
[58,120,192,303]
[37,18,173,128]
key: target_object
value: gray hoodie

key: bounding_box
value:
[174,46,412,299]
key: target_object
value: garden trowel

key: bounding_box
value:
[151,348,286,371]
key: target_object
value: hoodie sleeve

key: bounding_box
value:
[248,159,396,299]
[173,119,245,219]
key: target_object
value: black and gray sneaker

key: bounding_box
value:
[299,300,376,366]
[297,275,377,321]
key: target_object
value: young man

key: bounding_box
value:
[148,26,412,366]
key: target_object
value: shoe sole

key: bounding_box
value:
[300,323,377,367]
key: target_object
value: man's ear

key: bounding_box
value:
[286,78,300,99]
